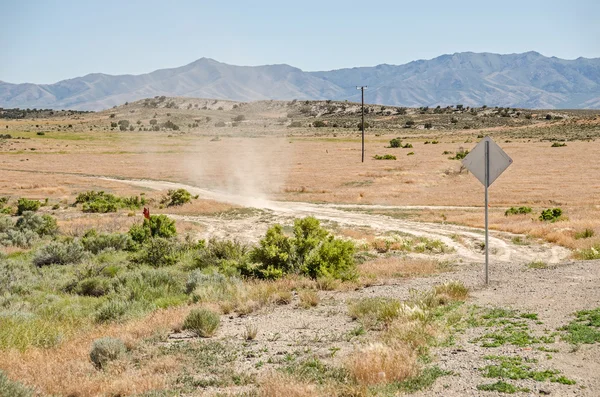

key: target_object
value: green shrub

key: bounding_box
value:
[357,121,370,130]
[302,236,356,280]
[402,143,413,149]
[373,154,396,160]
[129,214,177,244]
[504,206,532,216]
[161,188,192,207]
[195,238,251,275]
[576,245,600,260]
[389,138,402,148]
[183,308,220,337]
[251,217,356,280]
[82,230,134,253]
[539,208,563,222]
[0,229,39,248]
[15,212,58,236]
[133,237,180,267]
[33,240,86,267]
[75,191,145,213]
[551,142,567,147]
[313,120,326,128]
[0,216,13,233]
[0,369,33,397]
[16,198,41,215]
[94,300,130,323]
[449,148,469,160]
[89,337,126,369]
[74,277,113,297]
[250,225,293,277]
[574,228,595,239]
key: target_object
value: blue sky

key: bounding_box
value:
[1,0,598,84]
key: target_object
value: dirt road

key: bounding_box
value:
[103,177,570,268]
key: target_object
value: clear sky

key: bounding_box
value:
[1,0,598,84]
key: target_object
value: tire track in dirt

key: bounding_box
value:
[100,177,570,265]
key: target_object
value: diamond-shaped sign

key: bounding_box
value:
[462,137,512,187]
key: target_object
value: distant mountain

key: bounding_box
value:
[2,52,600,110]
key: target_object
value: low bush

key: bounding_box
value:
[89,337,126,369]
[389,138,402,148]
[449,148,469,160]
[94,300,130,323]
[313,120,326,128]
[33,240,86,267]
[0,212,58,248]
[251,217,356,280]
[551,142,567,147]
[161,188,193,207]
[75,190,146,213]
[194,238,251,275]
[0,216,13,233]
[133,237,181,267]
[373,154,396,160]
[16,198,41,215]
[129,214,177,244]
[539,208,563,222]
[0,369,33,397]
[576,245,600,260]
[0,229,39,248]
[74,277,113,297]
[16,212,58,236]
[574,228,595,239]
[82,230,134,253]
[504,206,532,216]
[183,308,220,337]
[357,121,370,130]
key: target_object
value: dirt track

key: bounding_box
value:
[103,177,570,272]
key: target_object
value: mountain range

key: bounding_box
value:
[1,51,600,111]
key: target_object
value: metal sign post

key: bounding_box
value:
[484,140,489,284]
[462,136,512,285]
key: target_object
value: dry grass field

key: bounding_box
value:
[1,99,600,397]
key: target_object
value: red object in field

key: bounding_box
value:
[143,207,150,219]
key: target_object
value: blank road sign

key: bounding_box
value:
[462,137,512,187]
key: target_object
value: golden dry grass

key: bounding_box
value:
[345,343,417,385]
[259,373,320,397]
[409,206,600,250]
[299,290,320,308]
[359,257,444,280]
[0,306,191,396]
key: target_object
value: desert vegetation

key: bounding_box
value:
[1,98,600,396]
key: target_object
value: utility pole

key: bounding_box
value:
[356,86,367,162]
